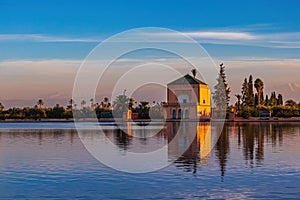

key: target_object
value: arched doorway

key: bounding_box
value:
[172,109,176,119]
[178,109,182,119]
[184,109,189,119]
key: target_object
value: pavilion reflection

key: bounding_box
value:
[165,122,212,173]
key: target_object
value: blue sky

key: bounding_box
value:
[0,0,300,106]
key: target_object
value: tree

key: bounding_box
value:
[51,104,65,118]
[81,100,86,108]
[285,99,298,108]
[213,63,231,109]
[235,94,242,111]
[254,93,259,106]
[112,95,129,117]
[265,95,269,105]
[269,91,277,106]
[149,102,164,119]
[68,99,74,109]
[254,78,264,106]
[277,94,283,105]
[101,97,110,109]
[270,91,276,100]
[37,99,44,109]
[241,78,248,107]
[0,102,4,111]
[129,98,135,110]
[138,101,149,111]
[247,75,255,107]
[90,98,94,108]
[137,101,150,119]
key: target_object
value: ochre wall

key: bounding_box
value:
[197,84,211,117]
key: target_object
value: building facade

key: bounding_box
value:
[164,74,211,120]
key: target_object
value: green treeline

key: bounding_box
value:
[0,96,164,120]
[232,75,300,118]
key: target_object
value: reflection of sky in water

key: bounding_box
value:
[0,122,300,199]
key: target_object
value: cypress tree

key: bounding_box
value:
[269,91,277,106]
[241,78,248,107]
[247,75,255,107]
[265,95,269,106]
[277,94,283,105]
[213,63,231,109]
[270,91,276,101]
[254,93,258,106]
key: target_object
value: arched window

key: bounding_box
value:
[172,109,176,119]
[178,109,182,119]
[184,109,189,119]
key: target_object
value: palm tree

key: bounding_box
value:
[139,101,149,109]
[37,99,44,109]
[235,94,242,111]
[129,98,135,110]
[81,100,86,108]
[68,99,74,109]
[138,101,150,113]
[112,95,129,117]
[104,97,109,102]
[254,78,264,106]
[0,102,4,111]
[90,98,94,108]
[100,97,110,108]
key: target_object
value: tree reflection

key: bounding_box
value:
[114,129,131,150]
[215,126,229,177]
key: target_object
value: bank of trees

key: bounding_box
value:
[112,94,164,119]
[234,75,300,118]
[0,96,164,120]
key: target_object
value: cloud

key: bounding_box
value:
[0,34,100,43]
[1,26,300,48]
[141,28,300,48]
[159,31,257,40]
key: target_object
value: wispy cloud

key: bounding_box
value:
[0,34,100,43]
[1,26,300,49]
[141,28,300,49]
[152,31,257,40]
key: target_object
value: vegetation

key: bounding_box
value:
[0,95,164,120]
[213,63,231,110]
[234,74,300,118]
[254,78,264,106]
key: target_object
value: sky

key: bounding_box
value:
[1,0,300,107]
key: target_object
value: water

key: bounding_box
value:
[0,122,300,199]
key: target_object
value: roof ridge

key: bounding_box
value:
[168,74,207,85]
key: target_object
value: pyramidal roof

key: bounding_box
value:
[168,74,207,85]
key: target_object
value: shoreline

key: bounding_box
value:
[1,117,300,123]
